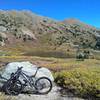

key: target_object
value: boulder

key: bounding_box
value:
[0,61,54,92]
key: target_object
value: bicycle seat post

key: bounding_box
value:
[34,67,41,77]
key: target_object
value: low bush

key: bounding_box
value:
[54,67,100,98]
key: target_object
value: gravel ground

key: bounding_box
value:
[12,86,85,100]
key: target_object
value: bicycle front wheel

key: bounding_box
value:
[35,77,52,94]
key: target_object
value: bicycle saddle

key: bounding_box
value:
[37,67,42,69]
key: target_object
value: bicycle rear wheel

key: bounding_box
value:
[35,77,52,94]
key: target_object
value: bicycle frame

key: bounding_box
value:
[18,67,42,91]
[20,71,36,89]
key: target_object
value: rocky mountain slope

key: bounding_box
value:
[0,10,100,49]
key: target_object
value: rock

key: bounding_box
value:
[20,27,37,40]
[0,41,5,46]
[0,26,7,32]
[0,32,7,46]
[0,32,7,39]
[0,61,54,92]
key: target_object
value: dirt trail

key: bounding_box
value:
[13,86,84,100]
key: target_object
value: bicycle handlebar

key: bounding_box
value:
[18,67,23,70]
[14,67,23,75]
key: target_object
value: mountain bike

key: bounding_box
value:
[3,67,53,95]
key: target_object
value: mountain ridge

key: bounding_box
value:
[0,10,99,50]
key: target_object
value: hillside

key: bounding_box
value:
[0,10,100,56]
[0,10,100,99]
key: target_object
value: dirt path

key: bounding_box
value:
[12,86,84,100]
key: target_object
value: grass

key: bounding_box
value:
[0,92,16,100]
[0,51,99,99]
[0,44,76,58]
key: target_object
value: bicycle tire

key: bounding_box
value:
[35,77,52,94]
[4,79,23,95]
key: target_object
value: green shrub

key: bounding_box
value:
[54,67,100,98]
[76,52,85,61]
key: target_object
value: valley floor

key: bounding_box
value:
[0,56,99,99]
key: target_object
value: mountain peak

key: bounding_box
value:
[62,18,96,29]
[63,18,81,24]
